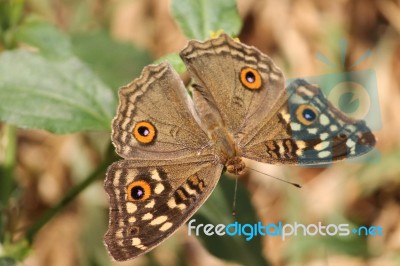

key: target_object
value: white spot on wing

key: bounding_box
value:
[280,111,291,123]
[154,183,165,194]
[318,150,331,158]
[132,238,141,246]
[167,198,176,209]
[159,222,173,231]
[116,229,123,239]
[346,138,356,147]
[314,141,329,151]
[307,128,318,134]
[291,122,301,131]
[151,169,161,180]
[142,213,153,220]
[126,202,137,214]
[183,184,196,195]
[150,215,168,225]
[277,141,284,155]
[125,169,137,184]
[330,125,338,131]
[167,197,186,210]
[145,199,155,208]
[319,114,330,126]
[347,139,357,155]
[295,140,306,156]
[320,133,329,140]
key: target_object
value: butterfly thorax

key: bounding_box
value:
[194,89,245,175]
[208,125,245,175]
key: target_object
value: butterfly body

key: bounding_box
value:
[104,34,375,261]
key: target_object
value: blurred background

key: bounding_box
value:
[0,0,400,265]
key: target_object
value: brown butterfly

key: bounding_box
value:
[103,34,375,261]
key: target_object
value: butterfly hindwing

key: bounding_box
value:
[104,155,223,261]
[241,79,376,164]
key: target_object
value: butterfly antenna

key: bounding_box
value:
[248,167,302,188]
[232,175,239,217]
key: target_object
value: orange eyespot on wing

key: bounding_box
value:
[127,180,151,201]
[240,67,262,90]
[133,121,157,144]
[296,104,319,126]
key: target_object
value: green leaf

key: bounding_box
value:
[0,125,17,216]
[1,238,31,262]
[0,0,26,49]
[0,0,24,30]
[154,53,186,74]
[0,257,17,266]
[15,18,73,59]
[193,174,269,265]
[171,0,242,40]
[0,50,116,133]
[71,31,152,89]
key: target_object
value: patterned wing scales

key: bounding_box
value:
[104,156,223,261]
[180,33,286,135]
[104,34,377,263]
[241,79,376,164]
[112,62,210,160]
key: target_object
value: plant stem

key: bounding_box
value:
[0,125,16,205]
[0,125,17,243]
[25,146,116,244]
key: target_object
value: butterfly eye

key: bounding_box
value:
[240,67,262,90]
[133,121,157,144]
[296,104,319,125]
[127,180,151,201]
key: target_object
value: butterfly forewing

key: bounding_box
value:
[180,34,286,136]
[111,62,210,160]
